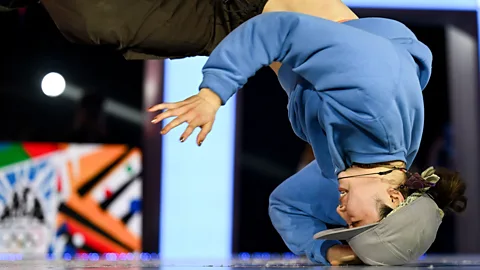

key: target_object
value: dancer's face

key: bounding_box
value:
[336,168,405,228]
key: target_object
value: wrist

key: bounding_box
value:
[199,88,222,109]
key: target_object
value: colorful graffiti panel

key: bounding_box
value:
[0,142,142,257]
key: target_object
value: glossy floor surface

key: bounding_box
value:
[0,255,479,270]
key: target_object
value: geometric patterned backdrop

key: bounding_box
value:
[0,142,142,258]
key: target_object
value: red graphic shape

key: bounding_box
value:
[105,189,113,199]
[57,175,63,192]
[66,222,117,253]
[22,143,59,158]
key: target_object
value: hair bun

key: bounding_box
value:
[427,167,467,213]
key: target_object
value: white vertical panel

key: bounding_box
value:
[160,57,236,261]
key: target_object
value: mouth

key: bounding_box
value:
[349,221,360,228]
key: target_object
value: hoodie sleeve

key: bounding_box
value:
[269,161,347,265]
[199,12,348,104]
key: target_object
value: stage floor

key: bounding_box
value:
[0,255,479,270]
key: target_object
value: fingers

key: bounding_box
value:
[161,115,189,135]
[197,122,213,146]
[180,125,196,143]
[147,103,177,112]
[150,95,216,146]
[168,121,213,145]
[151,105,192,124]
[147,100,190,112]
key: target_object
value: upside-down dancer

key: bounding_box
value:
[147,3,468,266]
[2,0,468,265]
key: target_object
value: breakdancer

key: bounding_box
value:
[2,0,467,265]
[147,6,467,266]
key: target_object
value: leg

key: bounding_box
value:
[41,0,217,59]
[40,0,268,59]
[205,0,268,53]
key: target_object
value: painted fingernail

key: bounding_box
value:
[198,141,203,146]
[180,137,185,142]
[160,130,166,135]
[151,118,157,123]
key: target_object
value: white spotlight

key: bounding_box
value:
[41,72,66,97]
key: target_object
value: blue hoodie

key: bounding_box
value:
[199,12,432,265]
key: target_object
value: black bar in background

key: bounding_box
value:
[231,88,244,254]
[141,60,165,253]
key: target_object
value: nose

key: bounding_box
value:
[336,204,351,226]
[336,194,351,225]
[336,204,352,227]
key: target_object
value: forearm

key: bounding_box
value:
[200,12,345,104]
[200,12,295,104]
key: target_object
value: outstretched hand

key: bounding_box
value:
[148,88,222,146]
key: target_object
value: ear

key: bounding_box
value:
[387,188,405,207]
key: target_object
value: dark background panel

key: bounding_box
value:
[0,5,143,145]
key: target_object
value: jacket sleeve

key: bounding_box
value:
[199,12,347,104]
[269,161,347,265]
